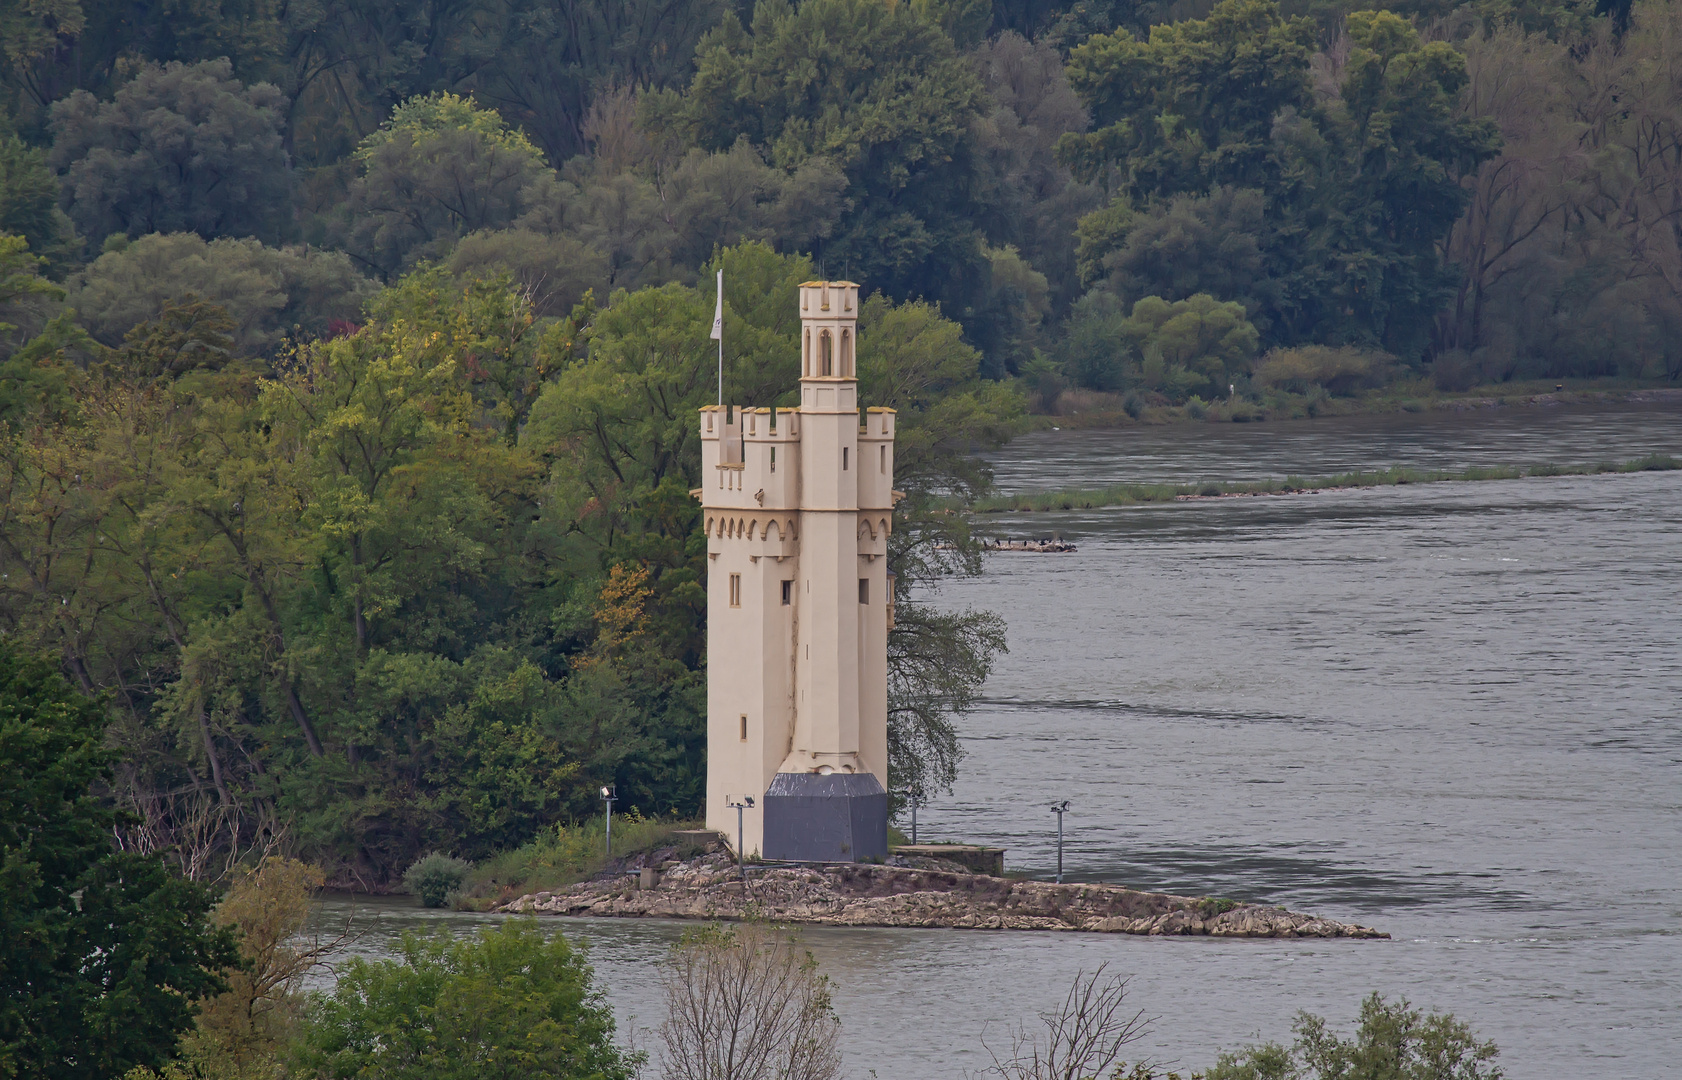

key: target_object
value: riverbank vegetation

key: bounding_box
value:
[2,653,1500,1080]
[0,0,1678,999]
[131,855,1501,1080]
[971,454,1682,513]
[448,816,710,910]
[1,0,1678,887]
[0,240,1014,889]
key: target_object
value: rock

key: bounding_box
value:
[493,857,1387,940]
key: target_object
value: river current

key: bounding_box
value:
[311,401,1682,1079]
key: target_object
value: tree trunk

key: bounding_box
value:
[199,708,233,804]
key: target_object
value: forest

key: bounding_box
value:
[1,0,1680,886]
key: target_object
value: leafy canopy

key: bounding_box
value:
[651,0,992,312]
[0,641,238,1080]
[291,921,638,1080]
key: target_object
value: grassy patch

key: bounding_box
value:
[451,817,708,910]
[1028,376,1680,431]
[969,454,1680,514]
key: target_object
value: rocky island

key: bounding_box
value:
[496,842,1387,940]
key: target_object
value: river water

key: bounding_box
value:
[310,402,1682,1079]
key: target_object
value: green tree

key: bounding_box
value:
[970,31,1104,318]
[465,0,728,165]
[127,857,333,1080]
[1058,291,1257,398]
[0,640,238,1080]
[1060,0,1318,200]
[0,129,76,274]
[650,0,993,313]
[1207,992,1503,1080]
[1083,186,1278,325]
[291,921,638,1080]
[1323,11,1502,358]
[48,59,293,248]
[1060,0,1498,358]
[340,93,561,278]
[0,232,63,359]
[445,229,610,320]
[69,233,373,353]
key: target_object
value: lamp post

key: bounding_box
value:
[725,796,754,884]
[601,785,617,857]
[1050,800,1070,884]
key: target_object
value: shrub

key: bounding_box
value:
[1206,992,1502,1080]
[403,852,471,908]
[455,817,706,906]
[1253,345,1390,396]
[1430,347,1478,392]
[291,921,637,1080]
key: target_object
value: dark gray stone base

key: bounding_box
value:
[762,771,888,863]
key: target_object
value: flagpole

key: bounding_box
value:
[711,269,724,406]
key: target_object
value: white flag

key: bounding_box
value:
[710,269,724,340]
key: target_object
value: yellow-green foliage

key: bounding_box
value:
[125,857,327,1080]
[1253,345,1390,396]
[356,91,542,161]
[456,817,707,907]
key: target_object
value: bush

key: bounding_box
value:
[1253,345,1390,396]
[1060,291,1259,401]
[291,921,638,1080]
[1206,992,1502,1080]
[402,852,471,908]
[456,817,706,906]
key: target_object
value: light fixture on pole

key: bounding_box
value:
[725,796,754,884]
[601,785,617,857]
[1050,800,1070,884]
[908,790,921,845]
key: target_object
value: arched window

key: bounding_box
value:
[840,329,853,376]
[820,330,833,376]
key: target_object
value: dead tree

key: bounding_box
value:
[658,922,842,1080]
[986,965,1151,1080]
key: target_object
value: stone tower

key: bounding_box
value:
[697,280,897,861]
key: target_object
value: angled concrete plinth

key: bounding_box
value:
[763,772,888,862]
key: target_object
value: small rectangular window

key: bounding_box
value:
[880,445,886,473]
[842,447,849,471]
[770,446,776,473]
[740,715,748,741]
[729,573,741,607]
[859,578,870,604]
[781,580,792,605]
